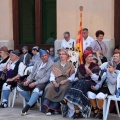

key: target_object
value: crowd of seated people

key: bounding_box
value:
[0,29,120,120]
[17,49,54,115]
[0,46,10,99]
[0,49,26,107]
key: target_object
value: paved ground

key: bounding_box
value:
[0,102,119,120]
[0,95,119,120]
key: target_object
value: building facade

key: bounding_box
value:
[0,0,119,56]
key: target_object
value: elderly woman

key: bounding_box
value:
[61,50,100,118]
[43,49,75,115]
[112,49,120,69]
[0,46,10,98]
[91,30,108,63]
[0,46,10,74]
[100,49,120,70]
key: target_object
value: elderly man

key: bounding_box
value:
[61,31,76,50]
[0,49,26,108]
[17,49,54,116]
[82,28,94,51]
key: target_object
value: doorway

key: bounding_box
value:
[12,0,56,50]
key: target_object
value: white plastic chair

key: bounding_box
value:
[24,66,33,75]
[23,97,26,108]
[7,87,23,108]
[10,87,22,108]
[103,70,120,120]
[11,87,17,107]
[0,87,17,107]
[99,62,108,70]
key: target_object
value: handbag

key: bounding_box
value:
[101,56,107,63]
[96,40,107,63]
[0,71,6,80]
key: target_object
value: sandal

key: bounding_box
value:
[99,109,103,119]
[93,107,99,118]
[73,112,82,119]
[61,104,68,117]
[46,109,55,116]
[60,99,67,105]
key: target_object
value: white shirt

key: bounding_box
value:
[61,38,76,49]
[29,52,40,66]
[50,64,75,82]
[8,61,26,76]
[0,58,10,71]
[50,71,75,82]
[75,73,99,83]
[23,53,28,64]
[83,36,94,51]
[37,62,47,74]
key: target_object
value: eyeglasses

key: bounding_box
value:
[59,53,66,56]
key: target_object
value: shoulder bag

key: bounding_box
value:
[96,40,107,63]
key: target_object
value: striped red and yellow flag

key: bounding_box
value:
[75,6,83,64]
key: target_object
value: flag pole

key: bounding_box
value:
[79,6,83,64]
[75,6,83,64]
[79,6,83,53]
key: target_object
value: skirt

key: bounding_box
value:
[65,79,96,118]
[45,76,72,102]
[43,98,61,111]
[43,76,72,111]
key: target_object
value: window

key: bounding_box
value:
[42,0,56,45]
[18,0,35,44]
[13,0,56,49]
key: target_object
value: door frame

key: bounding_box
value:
[12,0,53,50]
[114,0,120,46]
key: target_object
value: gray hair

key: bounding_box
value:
[59,49,69,56]
[107,60,117,68]
[63,31,70,36]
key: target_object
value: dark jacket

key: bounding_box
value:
[19,53,32,66]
